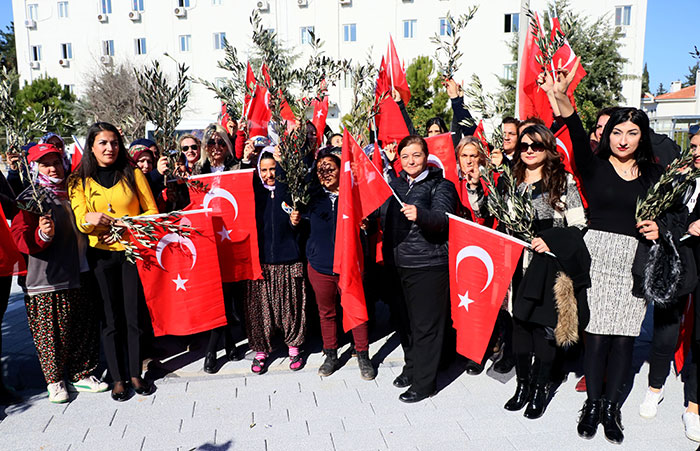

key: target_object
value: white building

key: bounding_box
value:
[12,0,647,132]
[641,72,700,148]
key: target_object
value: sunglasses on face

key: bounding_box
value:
[182,144,199,152]
[518,142,546,153]
[207,139,226,147]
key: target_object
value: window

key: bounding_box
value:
[179,35,191,52]
[300,26,314,44]
[403,19,416,38]
[213,32,226,49]
[215,77,226,89]
[102,40,114,56]
[343,24,356,42]
[100,0,112,14]
[31,45,42,61]
[134,37,146,55]
[178,0,190,7]
[439,17,452,36]
[503,63,516,80]
[615,6,632,26]
[64,84,75,94]
[61,43,73,59]
[212,0,223,4]
[132,0,144,11]
[504,13,519,33]
[27,4,38,20]
[343,72,353,89]
[58,2,69,18]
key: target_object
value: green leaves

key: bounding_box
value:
[196,39,246,118]
[462,74,506,150]
[525,8,569,73]
[480,165,535,242]
[429,7,478,79]
[344,52,379,144]
[117,211,196,264]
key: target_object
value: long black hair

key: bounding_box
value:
[424,117,448,136]
[597,108,657,179]
[69,122,136,192]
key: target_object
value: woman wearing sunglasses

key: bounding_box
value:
[502,124,587,419]
[192,124,240,175]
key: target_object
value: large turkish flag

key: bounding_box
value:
[186,169,262,282]
[131,210,226,336]
[448,214,526,362]
[425,132,459,189]
[554,125,588,208]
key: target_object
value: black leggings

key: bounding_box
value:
[648,301,684,389]
[206,282,242,354]
[512,318,557,384]
[584,332,635,404]
[0,276,11,385]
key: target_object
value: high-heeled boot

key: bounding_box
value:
[523,383,549,419]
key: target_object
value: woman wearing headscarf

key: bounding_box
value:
[12,143,106,403]
[69,122,158,401]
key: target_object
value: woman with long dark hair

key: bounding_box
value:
[381,135,458,403]
[425,117,448,137]
[502,125,587,419]
[69,122,158,401]
[544,62,663,443]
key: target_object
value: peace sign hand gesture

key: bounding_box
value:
[552,56,581,97]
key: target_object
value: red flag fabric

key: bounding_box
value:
[261,63,295,124]
[376,57,390,101]
[473,120,491,155]
[550,16,586,107]
[220,102,231,131]
[376,96,410,146]
[132,210,226,336]
[554,125,588,208]
[674,295,694,372]
[518,13,554,127]
[312,96,329,146]
[243,62,256,118]
[71,142,83,171]
[449,214,526,362]
[247,83,271,138]
[186,169,262,282]
[332,130,393,331]
[425,132,459,189]
[386,36,410,105]
[0,207,26,277]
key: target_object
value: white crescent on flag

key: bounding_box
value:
[155,233,197,271]
[455,245,494,293]
[202,188,239,221]
[427,154,445,177]
[556,137,571,161]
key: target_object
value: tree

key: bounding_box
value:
[642,63,650,94]
[75,63,146,141]
[404,56,452,134]
[0,23,16,72]
[682,62,700,88]
[15,75,77,138]
[656,82,667,96]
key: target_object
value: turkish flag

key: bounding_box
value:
[554,125,588,208]
[376,57,390,101]
[131,210,226,336]
[518,13,554,127]
[243,62,256,118]
[247,82,271,137]
[186,169,262,282]
[376,96,410,146]
[333,130,393,331]
[386,36,410,105]
[261,63,295,125]
[449,214,526,362]
[220,102,231,130]
[674,295,694,372]
[71,142,83,171]
[425,132,459,189]
[0,207,26,277]
[312,96,329,146]
[473,120,491,155]
[550,16,586,108]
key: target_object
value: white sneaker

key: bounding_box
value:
[639,386,664,419]
[68,375,109,393]
[47,381,69,404]
[683,412,700,442]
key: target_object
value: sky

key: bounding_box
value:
[0,1,697,94]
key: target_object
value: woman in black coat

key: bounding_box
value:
[380,135,458,403]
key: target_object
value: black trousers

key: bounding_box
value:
[89,248,142,382]
[584,332,635,404]
[206,281,243,354]
[395,266,449,395]
[0,276,11,385]
[512,318,556,384]
[648,301,685,389]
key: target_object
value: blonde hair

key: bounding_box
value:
[199,124,233,166]
[178,133,201,151]
[455,136,487,167]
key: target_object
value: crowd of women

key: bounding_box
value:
[1,63,700,446]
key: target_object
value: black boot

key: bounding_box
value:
[504,377,531,411]
[577,399,602,439]
[226,344,243,362]
[523,383,549,419]
[318,349,340,377]
[203,352,218,374]
[465,359,484,375]
[600,399,624,444]
[493,352,516,374]
[357,351,376,381]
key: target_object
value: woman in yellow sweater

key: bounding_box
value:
[69,122,158,402]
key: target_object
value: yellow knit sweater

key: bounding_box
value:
[69,169,158,251]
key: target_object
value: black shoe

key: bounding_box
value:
[504,377,531,411]
[577,399,602,439]
[111,382,129,402]
[465,359,484,375]
[523,383,549,419]
[226,345,243,362]
[357,351,376,381]
[318,349,340,377]
[203,352,218,374]
[600,399,624,444]
[393,374,411,388]
[493,354,516,374]
[399,389,433,404]
[131,378,155,396]
[0,384,22,405]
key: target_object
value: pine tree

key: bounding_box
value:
[404,56,452,134]
[682,62,700,88]
[656,82,667,96]
[642,63,650,94]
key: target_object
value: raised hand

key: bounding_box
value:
[445,79,461,99]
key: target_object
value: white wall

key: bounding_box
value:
[12,0,646,131]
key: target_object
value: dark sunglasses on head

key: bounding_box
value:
[207,139,226,147]
[182,144,199,152]
[518,142,546,152]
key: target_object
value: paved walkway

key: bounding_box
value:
[0,279,697,451]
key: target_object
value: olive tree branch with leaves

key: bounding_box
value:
[429,7,479,80]
[480,165,535,241]
[461,74,507,152]
[196,40,247,120]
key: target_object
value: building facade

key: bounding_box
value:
[641,72,700,148]
[12,0,647,131]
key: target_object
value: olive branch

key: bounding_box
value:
[480,165,535,241]
[345,51,379,145]
[429,7,479,79]
[461,74,507,152]
[196,38,246,120]
[525,9,569,73]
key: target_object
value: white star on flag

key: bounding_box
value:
[316,109,324,118]
[458,290,475,312]
[216,225,232,242]
[173,274,188,291]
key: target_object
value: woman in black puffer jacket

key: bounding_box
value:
[380,135,459,403]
